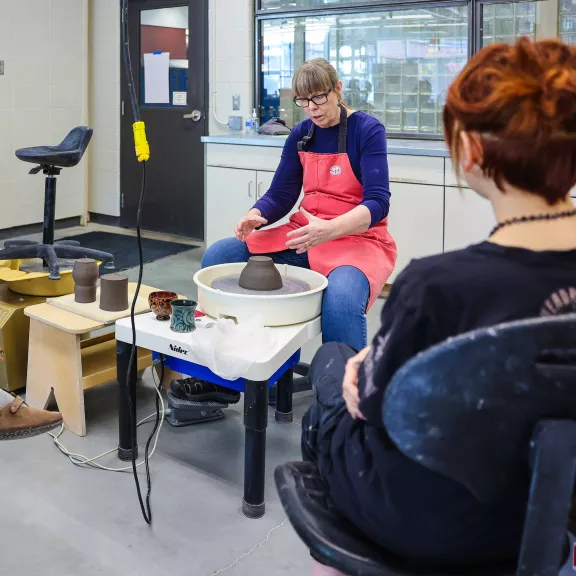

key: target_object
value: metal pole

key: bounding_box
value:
[117,339,139,461]
[43,175,57,245]
[275,369,293,423]
[243,379,268,518]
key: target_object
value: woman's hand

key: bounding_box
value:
[235,211,268,242]
[342,347,371,420]
[286,208,335,254]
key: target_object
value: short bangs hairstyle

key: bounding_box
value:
[292,58,339,99]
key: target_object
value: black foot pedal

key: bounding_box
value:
[166,391,228,427]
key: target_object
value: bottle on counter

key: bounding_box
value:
[251,108,260,134]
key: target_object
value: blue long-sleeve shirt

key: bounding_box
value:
[253,112,391,228]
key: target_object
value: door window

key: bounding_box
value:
[140,6,189,107]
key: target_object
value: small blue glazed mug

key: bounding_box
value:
[170,299,197,333]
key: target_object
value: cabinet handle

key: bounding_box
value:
[248,181,253,197]
[257,182,263,199]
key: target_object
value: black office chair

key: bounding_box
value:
[0,127,114,280]
[276,314,576,576]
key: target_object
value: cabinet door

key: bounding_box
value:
[387,183,444,282]
[206,167,255,247]
[444,187,496,252]
[256,171,303,226]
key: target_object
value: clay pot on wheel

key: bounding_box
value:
[100,273,129,312]
[72,258,99,303]
[238,256,283,291]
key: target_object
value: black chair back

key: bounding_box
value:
[383,313,576,502]
[383,314,576,576]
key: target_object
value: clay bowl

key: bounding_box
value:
[238,256,283,291]
[148,291,178,320]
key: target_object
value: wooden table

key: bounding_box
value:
[24,285,161,436]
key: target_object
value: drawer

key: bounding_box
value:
[388,155,444,186]
[206,143,282,172]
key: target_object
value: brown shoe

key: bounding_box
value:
[0,396,63,440]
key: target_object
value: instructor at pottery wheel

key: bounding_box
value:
[202,58,396,356]
[204,57,397,343]
[188,58,397,404]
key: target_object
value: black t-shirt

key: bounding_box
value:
[320,242,576,564]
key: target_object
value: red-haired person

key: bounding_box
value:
[301,38,576,576]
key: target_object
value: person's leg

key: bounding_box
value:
[0,388,62,440]
[302,344,356,576]
[201,236,252,268]
[321,266,370,352]
[301,342,356,463]
[312,560,348,576]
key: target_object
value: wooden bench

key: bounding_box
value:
[24,285,162,437]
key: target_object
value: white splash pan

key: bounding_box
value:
[193,263,328,327]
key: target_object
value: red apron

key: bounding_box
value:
[246,106,397,310]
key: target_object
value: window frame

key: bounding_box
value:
[255,0,547,139]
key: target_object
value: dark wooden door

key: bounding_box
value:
[120,0,207,240]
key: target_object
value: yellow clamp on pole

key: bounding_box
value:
[133,121,150,162]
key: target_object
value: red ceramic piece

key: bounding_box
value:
[148,291,178,321]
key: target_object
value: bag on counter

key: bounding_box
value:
[258,118,291,135]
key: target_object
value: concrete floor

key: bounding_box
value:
[0,224,384,576]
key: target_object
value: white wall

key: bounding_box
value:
[209,0,254,135]
[141,6,188,29]
[89,0,121,217]
[0,0,87,229]
[87,0,254,217]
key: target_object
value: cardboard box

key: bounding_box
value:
[0,284,45,392]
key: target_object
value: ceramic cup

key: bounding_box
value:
[148,291,178,321]
[170,299,197,333]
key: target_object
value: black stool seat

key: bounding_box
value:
[275,462,516,576]
[1,124,114,280]
[15,126,93,168]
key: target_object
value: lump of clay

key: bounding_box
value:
[100,273,129,312]
[238,256,283,291]
[72,258,98,303]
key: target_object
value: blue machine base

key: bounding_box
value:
[152,350,300,392]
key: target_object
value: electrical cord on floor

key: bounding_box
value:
[47,365,167,472]
[126,163,154,523]
[121,0,154,525]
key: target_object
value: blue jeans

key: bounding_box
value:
[202,237,370,350]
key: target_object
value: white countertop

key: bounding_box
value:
[201,133,449,157]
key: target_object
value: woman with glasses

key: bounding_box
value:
[190,59,397,404]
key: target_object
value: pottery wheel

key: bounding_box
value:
[211,274,310,295]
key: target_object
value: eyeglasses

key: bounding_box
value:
[293,89,332,108]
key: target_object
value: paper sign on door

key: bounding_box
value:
[143,52,170,104]
[173,92,187,106]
